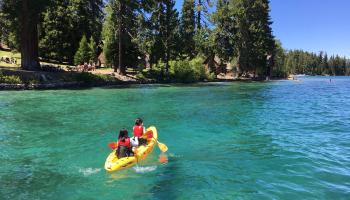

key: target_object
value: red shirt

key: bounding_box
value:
[133,125,144,137]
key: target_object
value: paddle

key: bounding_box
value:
[108,142,118,150]
[156,140,168,153]
[144,130,168,153]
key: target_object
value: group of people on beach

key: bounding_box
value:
[116,118,148,158]
[0,56,17,64]
[76,62,96,72]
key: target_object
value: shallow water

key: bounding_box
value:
[1,77,350,199]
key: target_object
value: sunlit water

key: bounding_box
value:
[1,76,349,199]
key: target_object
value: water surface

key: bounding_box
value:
[1,76,349,199]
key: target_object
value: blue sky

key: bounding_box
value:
[175,0,350,57]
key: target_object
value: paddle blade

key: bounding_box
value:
[157,141,168,152]
[108,142,118,150]
[144,130,153,139]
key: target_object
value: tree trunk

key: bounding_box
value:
[165,3,170,73]
[116,0,126,75]
[197,0,202,30]
[20,0,40,70]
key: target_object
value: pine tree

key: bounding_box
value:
[180,0,196,57]
[194,26,214,56]
[317,51,323,74]
[39,0,73,62]
[232,0,275,76]
[74,35,90,65]
[346,59,350,76]
[196,0,212,30]
[323,53,329,75]
[70,0,104,43]
[197,0,203,29]
[273,39,286,77]
[88,36,97,62]
[212,0,235,62]
[39,0,104,63]
[149,0,180,72]
[102,1,118,68]
[102,0,140,74]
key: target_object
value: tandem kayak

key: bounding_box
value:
[104,126,158,172]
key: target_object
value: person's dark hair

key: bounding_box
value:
[118,128,128,141]
[135,118,143,126]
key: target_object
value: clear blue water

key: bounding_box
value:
[1,76,350,199]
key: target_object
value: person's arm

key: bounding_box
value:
[130,137,138,147]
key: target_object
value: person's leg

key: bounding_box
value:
[116,146,127,158]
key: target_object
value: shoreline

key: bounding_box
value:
[0,67,285,91]
[0,78,274,91]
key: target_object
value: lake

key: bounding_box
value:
[1,76,349,199]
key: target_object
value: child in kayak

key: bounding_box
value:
[116,128,133,158]
[130,118,147,146]
[133,118,146,137]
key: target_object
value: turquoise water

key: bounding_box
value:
[1,77,350,199]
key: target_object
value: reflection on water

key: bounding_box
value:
[158,153,168,164]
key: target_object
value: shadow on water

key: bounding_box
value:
[148,157,179,200]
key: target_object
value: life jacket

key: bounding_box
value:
[133,125,144,137]
[117,138,131,148]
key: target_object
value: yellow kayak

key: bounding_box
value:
[104,126,158,172]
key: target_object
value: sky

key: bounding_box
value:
[175,0,350,57]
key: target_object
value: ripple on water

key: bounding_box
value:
[79,168,102,176]
[133,166,157,173]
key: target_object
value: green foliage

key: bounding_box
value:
[271,42,349,77]
[171,60,197,82]
[135,71,147,81]
[194,27,214,56]
[180,0,196,57]
[209,0,276,76]
[74,35,90,65]
[150,56,208,83]
[0,72,22,84]
[4,0,348,80]
[102,2,117,68]
[134,14,154,59]
[0,10,19,50]
[212,0,235,62]
[101,0,141,70]
[170,56,207,82]
[273,39,287,77]
[39,0,73,62]
[88,36,97,62]
[150,60,168,81]
[39,0,104,63]
[149,0,180,70]
[1,0,51,51]
[231,0,275,76]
